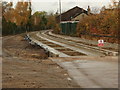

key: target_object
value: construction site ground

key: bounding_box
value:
[2,34,79,88]
[2,33,118,88]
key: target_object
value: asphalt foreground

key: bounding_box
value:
[2,34,118,89]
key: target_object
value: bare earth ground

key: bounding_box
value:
[2,34,79,88]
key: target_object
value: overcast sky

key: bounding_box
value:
[3,0,113,14]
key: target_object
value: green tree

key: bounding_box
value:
[32,11,48,30]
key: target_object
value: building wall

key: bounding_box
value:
[72,13,88,21]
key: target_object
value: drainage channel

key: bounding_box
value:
[28,33,87,57]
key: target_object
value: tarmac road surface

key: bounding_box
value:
[51,56,118,88]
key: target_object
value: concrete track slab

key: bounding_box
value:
[36,33,104,56]
[49,31,118,50]
[28,34,69,57]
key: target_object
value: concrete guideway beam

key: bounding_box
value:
[27,34,69,57]
[49,31,118,56]
[36,33,104,56]
[49,31,118,49]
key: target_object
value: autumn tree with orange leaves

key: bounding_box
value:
[2,1,32,35]
[77,0,119,43]
[3,1,31,26]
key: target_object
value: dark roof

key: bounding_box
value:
[56,6,88,23]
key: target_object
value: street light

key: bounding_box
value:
[59,0,61,23]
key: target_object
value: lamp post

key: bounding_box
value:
[59,0,61,23]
